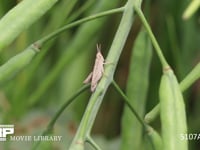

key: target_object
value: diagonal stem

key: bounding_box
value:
[32,84,89,150]
[36,7,125,47]
[68,1,135,149]
[135,7,169,68]
[112,80,147,129]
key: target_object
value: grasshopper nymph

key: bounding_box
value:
[83,44,105,92]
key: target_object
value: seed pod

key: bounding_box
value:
[0,45,39,85]
[121,29,152,150]
[0,0,58,51]
[159,67,188,150]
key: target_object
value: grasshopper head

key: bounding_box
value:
[96,44,104,61]
[96,44,101,52]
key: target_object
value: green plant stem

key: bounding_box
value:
[180,62,200,92]
[86,136,101,150]
[69,1,135,149]
[112,80,147,129]
[32,84,89,150]
[166,16,182,78]
[144,103,160,124]
[113,80,160,150]
[36,6,125,47]
[135,7,169,68]
[46,84,89,131]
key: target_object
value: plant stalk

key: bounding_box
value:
[135,7,169,68]
[68,1,135,149]
[36,7,125,47]
[32,84,89,150]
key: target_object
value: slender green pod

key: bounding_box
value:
[0,44,39,85]
[0,0,58,52]
[159,67,187,150]
[12,0,77,103]
[121,29,152,150]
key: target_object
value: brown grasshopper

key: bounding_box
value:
[83,44,105,92]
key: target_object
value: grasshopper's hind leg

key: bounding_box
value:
[83,72,93,84]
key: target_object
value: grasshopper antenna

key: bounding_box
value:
[96,44,101,52]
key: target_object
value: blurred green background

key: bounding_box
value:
[0,0,199,149]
